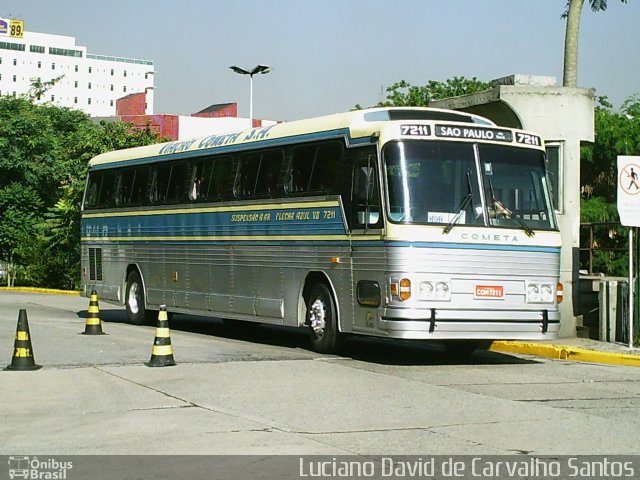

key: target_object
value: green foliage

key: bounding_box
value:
[0,95,161,288]
[354,77,491,110]
[377,77,491,107]
[580,95,640,275]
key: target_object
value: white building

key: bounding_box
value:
[0,30,154,117]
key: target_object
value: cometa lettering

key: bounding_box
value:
[461,233,519,242]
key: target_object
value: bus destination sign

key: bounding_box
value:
[435,125,513,143]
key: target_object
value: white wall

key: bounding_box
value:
[0,31,154,117]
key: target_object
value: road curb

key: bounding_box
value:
[0,286,80,296]
[489,340,640,367]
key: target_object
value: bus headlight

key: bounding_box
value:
[419,281,434,299]
[526,282,554,304]
[436,282,451,300]
[419,280,451,301]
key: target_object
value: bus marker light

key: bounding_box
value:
[399,278,411,301]
[390,281,399,298]
[557,283,564,303]
[330,256,341,264]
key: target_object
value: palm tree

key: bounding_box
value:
[563,0,628,87]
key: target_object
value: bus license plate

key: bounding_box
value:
[474,285,504,299]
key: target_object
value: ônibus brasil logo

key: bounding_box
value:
[8,456,73,479]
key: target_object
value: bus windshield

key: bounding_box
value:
[383,140,556,231]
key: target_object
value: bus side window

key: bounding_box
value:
[130,167,150,205]
[85,173,100,209]
[352,154,382,229]
[309,143,342,192]
[166,162,188,203]
[287,145,315,193]
[211,156,233,199]
[98,171,117,208]
[150,165,171,203]
[189,161,206,201]
[116,169,137,206]
[255,150,283,196]
[235,153,261,197]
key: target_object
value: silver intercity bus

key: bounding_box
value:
[81,107,562,354]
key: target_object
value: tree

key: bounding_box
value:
[354,77,491,110]
[580,95,640,275]
[376,77,491,107]
[563,0,628,87]
[0,95,162,288]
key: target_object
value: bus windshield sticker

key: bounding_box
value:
[400,124,431,136]
[435,125,513,142]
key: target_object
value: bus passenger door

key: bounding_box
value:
[348,153,385,334]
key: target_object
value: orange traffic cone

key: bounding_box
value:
[81,290,106,335]
[146,305,176,367]
[5,309,42,371]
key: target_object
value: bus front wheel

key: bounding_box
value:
[307,283,343,354]
[125,271,151,325]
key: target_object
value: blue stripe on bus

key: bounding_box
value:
[81,206,347,237]
[80,234,559,254]
[383,240,560,253]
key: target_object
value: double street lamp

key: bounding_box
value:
[229,64,271,125]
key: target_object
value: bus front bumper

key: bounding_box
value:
[378,307,560,340]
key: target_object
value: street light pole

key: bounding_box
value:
[229,64,271,126]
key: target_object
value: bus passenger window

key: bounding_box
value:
[115,173,133,206]
[235,153,260,197]
[309,143,341,192]
[85,174,100,208]
[288,145,315,193]
[255,150,283,196]
[130,168,149,205]
[166,163,188,202]
[150,165,171,203]
[352,156,382,228]
[210,157,232,199]
[97,171,117,208]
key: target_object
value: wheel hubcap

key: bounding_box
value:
[128,283,140,314]
[309,298,326,336]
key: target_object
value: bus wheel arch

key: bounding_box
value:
[302,272,343,354]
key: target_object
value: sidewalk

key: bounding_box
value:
[490,337,640,367]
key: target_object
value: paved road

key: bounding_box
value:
[2,291,640,459]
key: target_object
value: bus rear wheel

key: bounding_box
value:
[307,283,343,354]
[125,271,153,325]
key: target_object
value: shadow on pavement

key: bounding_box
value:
[77,308,539,367]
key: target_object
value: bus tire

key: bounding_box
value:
[125,271,149,325]
[307,283,343,354]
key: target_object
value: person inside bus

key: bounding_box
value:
[190,175,203,200]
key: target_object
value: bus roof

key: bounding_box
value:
[88,107,498,169]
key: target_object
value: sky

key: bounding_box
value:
[2,0,639,121]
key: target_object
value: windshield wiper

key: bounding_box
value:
[443,171,474,234]
[488,178,535,237]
